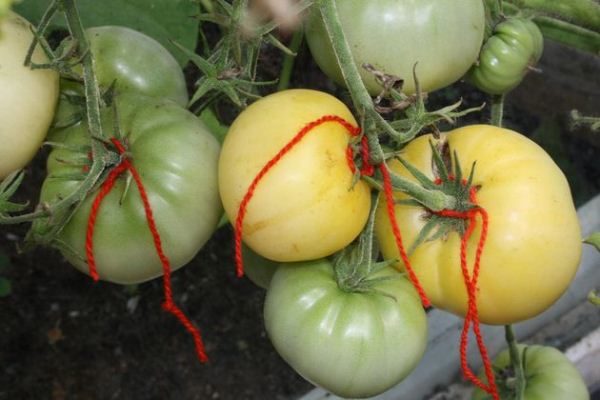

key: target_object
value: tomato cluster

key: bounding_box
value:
[2,2,591,399]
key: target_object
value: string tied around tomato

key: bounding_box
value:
[430,175,499,400]
[233,114,430,309]
[85,137,209,363]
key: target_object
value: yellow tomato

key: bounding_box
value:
[0,12,59,178]
[219,89,371,262]
[375,125,582,325]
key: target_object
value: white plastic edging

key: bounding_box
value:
[299,194,600,400]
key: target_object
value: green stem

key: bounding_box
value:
[505,0,600,30]
[199,0,214,13]
[505,325,527,399]
[534,17,600,54]
[24,0,58,66]
[317,0,372,117]
[1,0,109,227]
[318,0,404,159]
[277,28,304,91]
[388,171,456,212]
[490,94,505,127]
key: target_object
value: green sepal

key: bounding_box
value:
[584,232,600,252]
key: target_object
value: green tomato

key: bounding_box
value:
[61,26,188,105]
[264,259,427,398]
[33,94,221,284]
[242,244,279,289]
[467,18,544,94]
[0,11,59,178]
[473,345,589,400]
[305,0,485,95]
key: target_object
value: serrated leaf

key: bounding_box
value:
[0,277,11,297]
[14,0,199,65]
[584,232,600,252]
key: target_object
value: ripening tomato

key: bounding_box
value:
[0,11,59,178]
[218,89,371,262]
[375,125,582,325]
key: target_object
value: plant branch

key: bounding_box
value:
[490,94,505,127]
[505,325,526,399]
[277,28,303,91]
[505,0,600,30]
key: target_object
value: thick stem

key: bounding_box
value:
[388,171,457,212]
[490,94,505,127]
[318,0,404,161]
[505,0,600,30]
[505,325,527,399]
[534,17,600,54]
[277,28,303,91]
[62,0,104,142]
[317,0,372,117]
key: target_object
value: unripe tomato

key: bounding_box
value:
[473,345,589,400]
[264,259,427,398]
[467,18,544,94]
[305,0,486,95]
[35,94,222,284]
[59,26,189,106]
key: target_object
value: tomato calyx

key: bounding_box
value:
[333,196,401,297]
[400,140,481,253]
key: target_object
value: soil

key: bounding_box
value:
[1,33,599,400]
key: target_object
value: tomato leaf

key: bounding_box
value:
[14,0,199,65]
[584,232,600,252]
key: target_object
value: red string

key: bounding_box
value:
[234,115,370,278]
[379,163,431,307]
[433,179,499,399]
[85,138,209,363]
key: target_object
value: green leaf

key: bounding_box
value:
[14,0,200,65]
[584,232,600,252]
[0,277,11,297]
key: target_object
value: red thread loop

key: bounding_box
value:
[234,115,370,278]
[433,178,499,400]
[85,138,209,363]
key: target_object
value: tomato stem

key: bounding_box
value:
[490,94,505,127]
[277,28,303,91]
[505,0,600,30]
[505,325,527,399]
[318,0,407,161]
